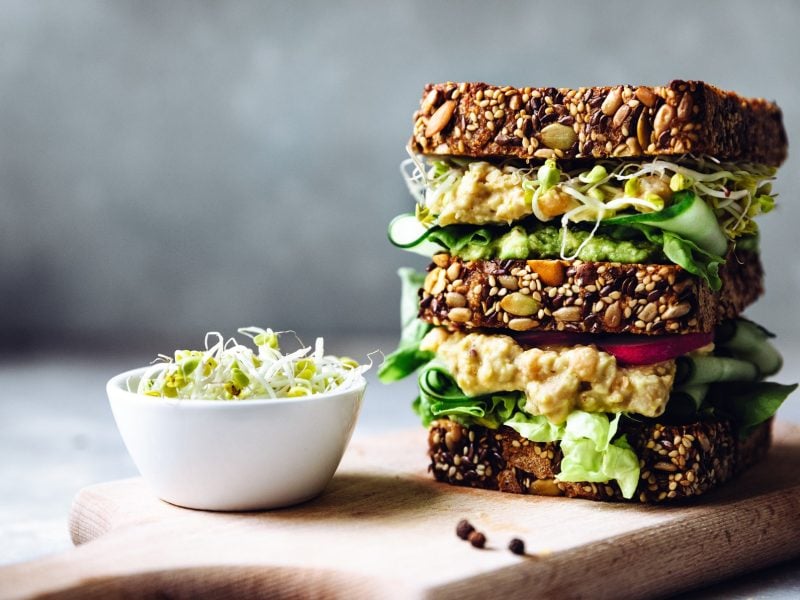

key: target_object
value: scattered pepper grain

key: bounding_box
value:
[456,519,474,540]
[468,531,486,549]
[508,538,526,555]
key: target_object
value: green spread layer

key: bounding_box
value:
[428,220,667,263]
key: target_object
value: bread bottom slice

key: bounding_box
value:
[427,417,772,503]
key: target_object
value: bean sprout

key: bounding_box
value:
[402,154,776,242]
[132,327,370,400]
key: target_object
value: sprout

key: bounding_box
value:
[253,331,279,349]
[537,159,561,191]
[294,358,316,380]
[670,172,691,192]
[133,327,370,400]
[578,165,608,185]
[181,357,200,376]
[403,153,777,244]
[587,187,606,202]
[623,177,640,198]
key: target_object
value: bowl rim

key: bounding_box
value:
[107,365,367,408]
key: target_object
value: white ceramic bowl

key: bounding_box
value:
[107,366,366,511]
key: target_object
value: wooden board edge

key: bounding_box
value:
[425,482,800,599]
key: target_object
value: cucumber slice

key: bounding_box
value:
[717,319,783,376]
[606,191,728,257]
[675,355,759,386]
[387,213,445,256]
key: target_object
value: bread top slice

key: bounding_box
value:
[411,80,787,167]
[419,251,762,335]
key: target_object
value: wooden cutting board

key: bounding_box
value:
[3,422,800,599]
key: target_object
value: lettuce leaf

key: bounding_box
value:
[504,412,564,442]
[426,225,494,257]
[378,268,434,383]
[556,412,640,499]
[708,381,798,437]
[414,363,520,428]
[378,346,434,383]
[635,226,723,290]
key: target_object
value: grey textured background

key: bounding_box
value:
[1,0,799,351]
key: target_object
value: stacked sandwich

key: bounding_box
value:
[380,80,795,502]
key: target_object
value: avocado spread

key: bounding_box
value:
[455,222,665,263]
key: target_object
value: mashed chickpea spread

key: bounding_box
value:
[420,329,676,424]
[427,162,532,226]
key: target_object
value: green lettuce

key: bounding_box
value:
[426,225,496,258]
[634,226,723,290]
[378,268,433,383]
[504,412,564,442]
[708,381,798,437]
[414,363,519,428]
[557,412,640,499]
[669,319,795,435]
[605,191,728,257]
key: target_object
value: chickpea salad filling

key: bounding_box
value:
[402,155,775,235]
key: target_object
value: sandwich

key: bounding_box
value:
[380,80,796,502]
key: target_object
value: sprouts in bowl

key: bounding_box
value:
[134,326,368,401]
[107,328,369,511]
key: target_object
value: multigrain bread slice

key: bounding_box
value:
[428,417,772,503]
[411,80,787,166]
[419,251,762,335]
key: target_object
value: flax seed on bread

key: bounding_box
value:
[428,417,772,502]
[419,251,762,335]
[411,80,787,167]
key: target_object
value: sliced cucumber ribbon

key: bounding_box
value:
[605,191,728,257]
[387,213,445,257]
[715,318,782,376]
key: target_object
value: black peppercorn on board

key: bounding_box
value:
[3,422,800,600]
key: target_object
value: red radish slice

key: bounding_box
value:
[511,331,714,365]
[596,332,714,365]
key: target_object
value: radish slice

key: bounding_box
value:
[597,332,714,365]
[511,331,714,365]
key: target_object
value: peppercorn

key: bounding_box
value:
[468,531,486,549]
[456,519,474,540]
[508,538,525,555]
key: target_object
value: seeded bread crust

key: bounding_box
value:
[419,251,762,335]
[428,416,772,503]
[411,80,787,167]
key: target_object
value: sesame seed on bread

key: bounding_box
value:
[411,80,787,167]
[428,416,772,503]
[420,250,762,335]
